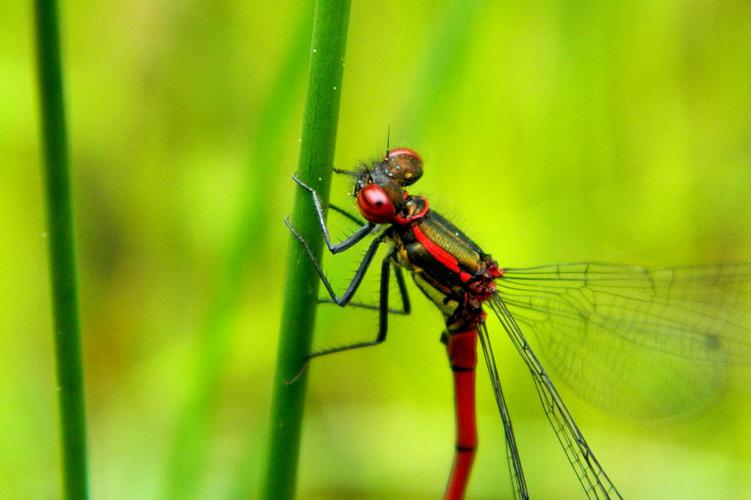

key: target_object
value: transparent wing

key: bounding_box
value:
[489,295,623,499]
[477,322,529,500]
[497,263,751,415]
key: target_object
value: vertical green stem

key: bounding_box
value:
[33,1,89,499]
[260,1,351,498]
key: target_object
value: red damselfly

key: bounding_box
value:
[285,148,751,499]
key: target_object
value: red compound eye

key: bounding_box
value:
[357,184,397,223]
[386,147,421,163]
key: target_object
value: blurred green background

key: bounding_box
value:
[4,0,751,498]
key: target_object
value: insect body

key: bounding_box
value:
[287,148,750,499]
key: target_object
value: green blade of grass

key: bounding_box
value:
[259,1,351,499]
[32,1,89,499]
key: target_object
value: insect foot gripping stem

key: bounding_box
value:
[444,329,479,500]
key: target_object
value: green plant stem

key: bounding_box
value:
[260,1,351,499]
[33,1,89,499]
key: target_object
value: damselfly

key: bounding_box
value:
[286,148,751,499]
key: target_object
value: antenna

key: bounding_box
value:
[385,126,391,154]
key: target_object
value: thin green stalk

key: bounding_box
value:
[32,1,89,499]
[260,1,351,499]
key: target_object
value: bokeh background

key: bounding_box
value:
[3,0,751,498]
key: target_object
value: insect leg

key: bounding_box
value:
[292,174,375,253]
[285,219,385,307]
[328,203,364,226]
[309,252,395,359]
[318,261,411,315]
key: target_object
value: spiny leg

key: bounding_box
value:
[284,218,386,306]
[283,224,391,383]
[328,203,363,226]
[391,265,412,315]
[319,263,411,315]
[292,174,375,253]
[309,254,398,359]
